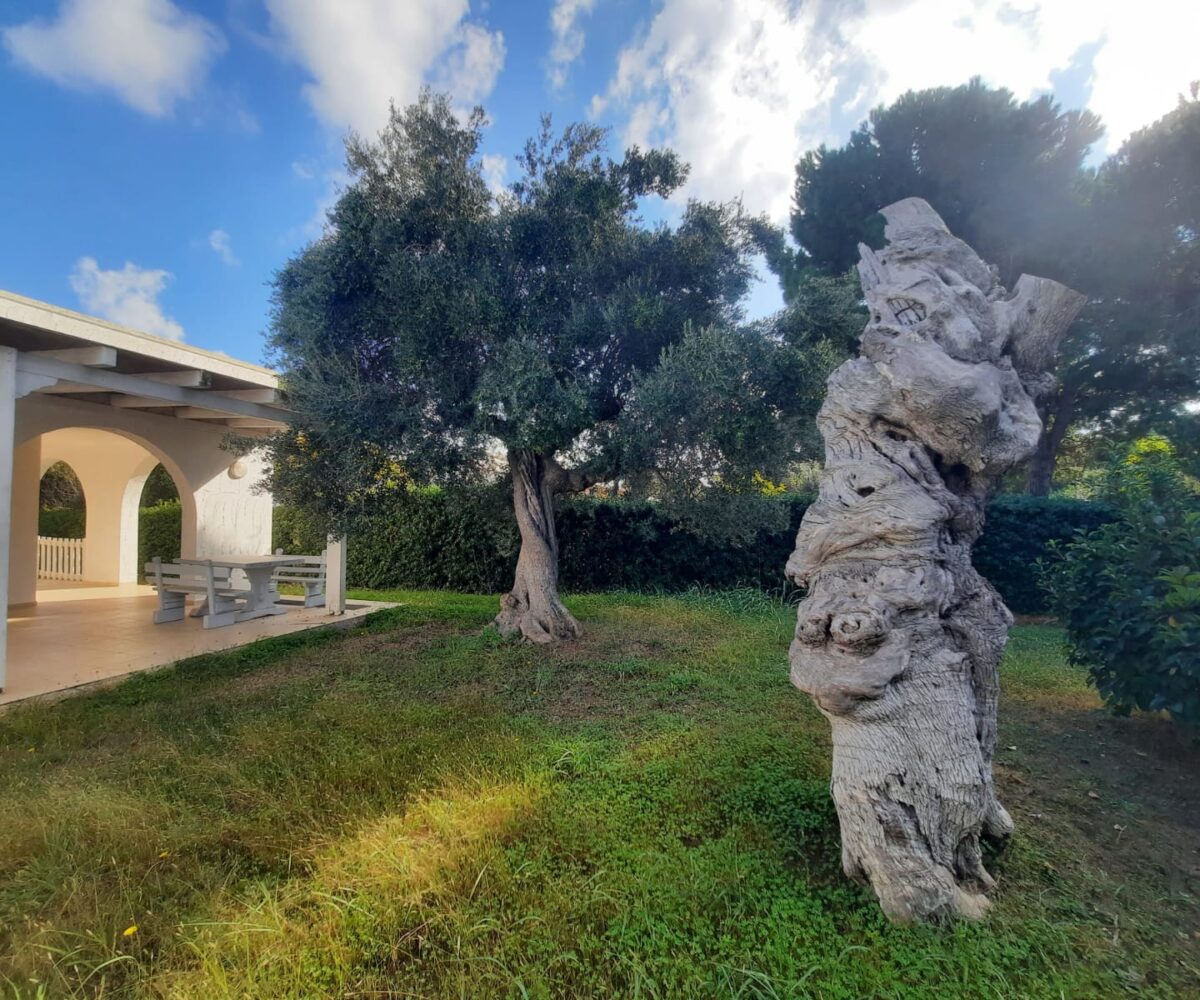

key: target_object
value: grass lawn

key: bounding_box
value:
[1,590,1198,999]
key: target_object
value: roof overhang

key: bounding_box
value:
[0,290,289,433]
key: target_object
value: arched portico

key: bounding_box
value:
[16,394,271,572]
[31,428,193,589]
[0,289,347,699]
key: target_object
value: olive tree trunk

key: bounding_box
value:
[1026,385,1077,496]
[787,198,1084,922]
[493,449,582,643]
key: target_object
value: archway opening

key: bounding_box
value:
[136,463,183,580]
[37,461,86,584]
[29,428,195,591]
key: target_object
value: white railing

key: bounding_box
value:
[37,536,84,581]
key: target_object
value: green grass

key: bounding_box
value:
[0,590,1196,998]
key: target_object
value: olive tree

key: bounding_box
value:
[266,93,810,641]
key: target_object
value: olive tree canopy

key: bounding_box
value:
[266,93,817,641]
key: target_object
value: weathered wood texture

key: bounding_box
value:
[787,198,1084,922]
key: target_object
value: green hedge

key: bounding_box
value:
[38,507,85,538]
[40,503,183,577]
[41,494,1113,612]
[274,492,1115,614]
[138,501,182,571]
[974,496,1118,614]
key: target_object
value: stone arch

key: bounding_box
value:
[15,393,273,583]
[118,454,161,583]
[34,428,197,585]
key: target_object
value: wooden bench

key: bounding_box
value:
[271,550,327,608]
[145,557,247,629]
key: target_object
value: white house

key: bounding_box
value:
[0,289,352,702]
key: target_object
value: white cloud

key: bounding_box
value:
[2,0,225,117]
[480,153,509,196]
[547,0,596,92]
[434,21,507,108]
[263,0,505,135]
[285,167,353,244]
[208,229,239,267]
[593,0,1200,224]
[69,257,185,341]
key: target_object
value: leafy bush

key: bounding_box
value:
[1041,436,1200,723]
[974,496,1117,613]
[38,501,182,580]
[39,461,83,510]
[275,490,1108,613]
[38,507,85,539]
[138,500,182,571]
[39,488,1109,613]
[272,503,326,557]
[140,464,180,506]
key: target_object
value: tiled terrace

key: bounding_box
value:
[2,582,390,707]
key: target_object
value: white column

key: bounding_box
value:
[325,534,347,614]
[9,437,41,606]
[0,347,17,691]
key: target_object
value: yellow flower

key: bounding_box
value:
[122,925,138,937]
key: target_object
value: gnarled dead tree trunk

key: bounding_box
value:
[787,198,1084,922]
[493,450,584,643]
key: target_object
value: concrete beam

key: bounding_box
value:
[110,395,176,409]
[15,353,290,424]
[145,370,206,387]
[225,417,288,430]
[209,387,280,404]
[173,407,234,419]
[28,346,118,368]
[34,380,111,394]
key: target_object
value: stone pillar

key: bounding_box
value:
[9,437,41,606]
[0,346,16,691]
[325,535,347,614]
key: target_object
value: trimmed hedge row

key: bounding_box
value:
[37,507,85,539]
[138,501,183,572]
[42,493,1112,613]
[973,496,1117,615]
[274,492,1115,614]
[39,502,184,577]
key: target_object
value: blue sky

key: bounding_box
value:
[1,0,1196,365]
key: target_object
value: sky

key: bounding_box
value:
[1,0,1196,365]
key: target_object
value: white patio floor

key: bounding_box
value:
[2,582,392,707]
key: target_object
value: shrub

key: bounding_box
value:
[974,496,1117,613]
[1041,437,1200,724]
[138,500,182,571]
[273,503,327,556]
[38,507,85,539]
[275,490,1107,613]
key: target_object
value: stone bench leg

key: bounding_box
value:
[153,590,187,624]
[301,583,325,608]
[201,593,244,629]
